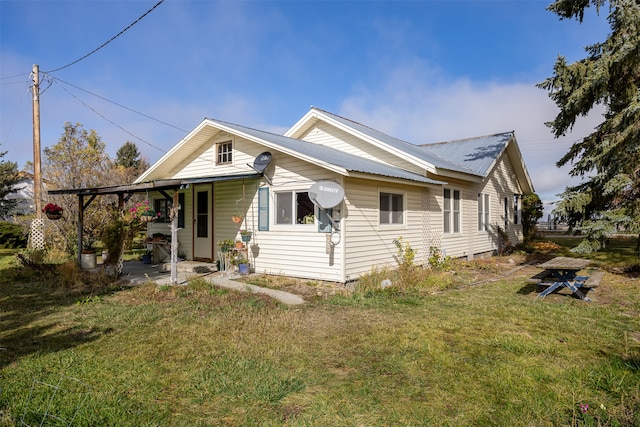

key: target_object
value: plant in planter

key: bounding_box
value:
[217,239,235,252]
[231,254,250,274]
[128,200,160,223]
[42,202,63,220]
[239,229,252,242]
[141,249,153,264]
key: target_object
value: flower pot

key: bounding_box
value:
[81,251,97,270]
[232,215,243,224]
[241,234,251,243]
[46,212,62,220]
[235,241,244,249]
[238,263,249,275]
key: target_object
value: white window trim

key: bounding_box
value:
[216,140,233,165]
[444,188,462,234]
[478,193,490,232]
[272,189,316,230]
[378,189,406,228]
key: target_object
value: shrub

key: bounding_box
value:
[0,221,27,248]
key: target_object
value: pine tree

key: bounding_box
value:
[0,151,20,219]
[538,0,640,253]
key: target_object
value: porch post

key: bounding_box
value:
[170,190,180,285]
[77,194,84,266]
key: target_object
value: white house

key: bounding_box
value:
[133,107,534,283]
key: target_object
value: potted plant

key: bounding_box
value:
[42,202,63,220]
[129,200,159,223]
[218,239,235,252]
[141,249,153,264]
[80,241,97,269]
[231,254,250,275]
[239,229,252,242]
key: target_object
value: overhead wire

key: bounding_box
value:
[47,74,189,133]
[0,88,28,151]
[44,0,165,74]
[52,79,167,153]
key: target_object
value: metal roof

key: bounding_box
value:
[421,132,513,177]
[207,118,445,185]
[310,108,480,176]
[48,173,261,196]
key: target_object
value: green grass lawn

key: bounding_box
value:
[1,241,639,426]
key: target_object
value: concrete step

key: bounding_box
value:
[159,260,218,274]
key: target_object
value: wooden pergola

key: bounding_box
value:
[48,173,259,284]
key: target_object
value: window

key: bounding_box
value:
[478,193,489,232]
[154,193,185,228]
[513,194,520,225]
[444,189,460,233]
[216,141,232,165]
[379,192,403,225]
[275,190,314,225]
[504,197,509,230]
[258,187,269,231]
[197,191,208,237]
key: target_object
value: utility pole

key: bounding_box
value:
[32,64,42,217]
[30,64,44,250]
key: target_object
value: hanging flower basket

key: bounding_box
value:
[129,201,158,223]
[239,229,252,242]
[42,203,63,220]
[232,215,243,224]
[140,210,158,223]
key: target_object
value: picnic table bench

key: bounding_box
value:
[529,257,603,302]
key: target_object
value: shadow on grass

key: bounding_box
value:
[0,263,119,369]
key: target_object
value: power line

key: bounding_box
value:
[0,72,29,81]
[53,79,167,153]
[44,0,165,74]
[47,74,189,133]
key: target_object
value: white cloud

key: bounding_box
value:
[338,61,604,215]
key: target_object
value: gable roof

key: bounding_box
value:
[422,132,513,177]
[136,118,444,186]
[286,107,534,193]
[286,107,480,177]
[423,132,534,193]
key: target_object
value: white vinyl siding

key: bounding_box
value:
[300,122,424,176]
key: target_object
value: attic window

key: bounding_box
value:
[216,141,233,165]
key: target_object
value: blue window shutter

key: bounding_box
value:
[317,208,332,233]
[258,187,269,231]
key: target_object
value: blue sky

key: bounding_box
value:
[1,0,610,214]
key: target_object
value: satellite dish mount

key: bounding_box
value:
[308,181,345,239]
[248,151,273,184]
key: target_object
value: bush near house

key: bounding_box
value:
[0,221,27,248]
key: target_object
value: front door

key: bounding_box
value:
[193,185,212,260]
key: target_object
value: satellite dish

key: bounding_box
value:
[308,181,345,209]
[252,152,272,173]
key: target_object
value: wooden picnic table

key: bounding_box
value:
[534,256,595,302]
